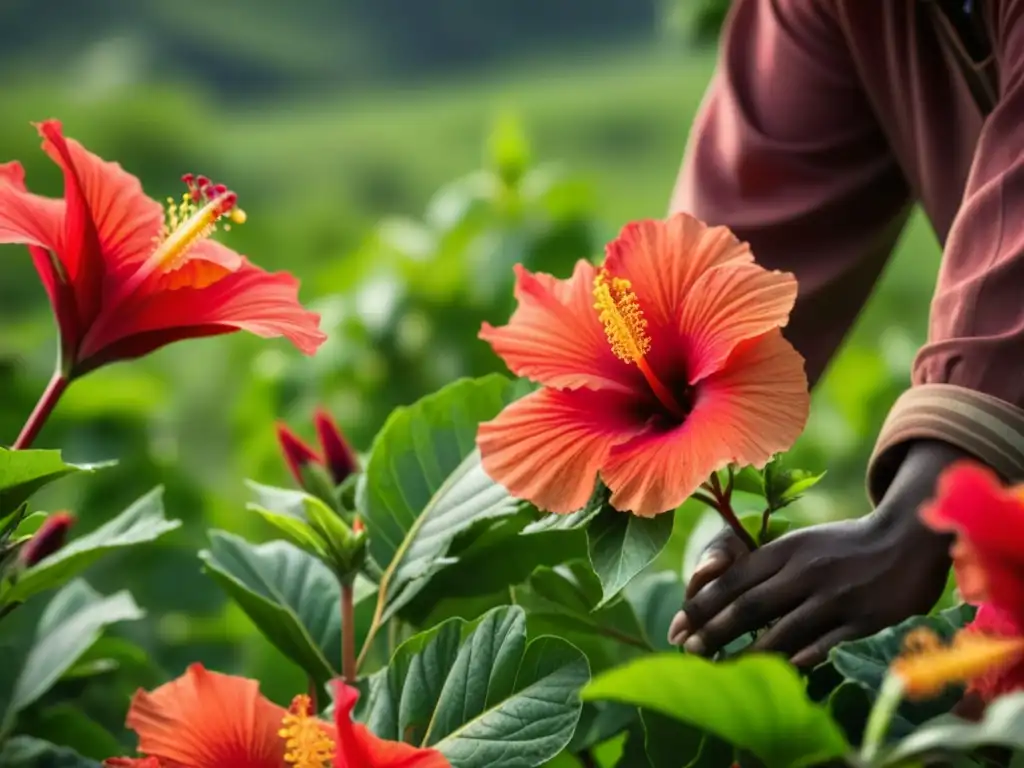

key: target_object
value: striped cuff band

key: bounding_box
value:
[867,383,1024,505]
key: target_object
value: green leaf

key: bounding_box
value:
[246,481,366,576]
[828,606,976,733]
[0,449,111,517]
[738,513,792,548]
[763,457,825,511]
[518,563,651,670]
[881,693,1024,766]
[357,375,525,625]
[0,736,100,767]
[1,488,180,605]
[1,580,143,730]
[586,507,673,607]
[641,708,722,768]
[364,605,590,767]
[624,571,685,653]
[583,654,850,768]
[522,482,609,535]
[18,704,122,761]
[404,512,586,624]
[200,530,374,686]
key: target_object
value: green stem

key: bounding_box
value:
[861,674,905,763]
[342,579,357,683]
[13,371,69,450]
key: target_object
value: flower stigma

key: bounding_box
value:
[279,694,335,768]
[890,627,1024,700]
[593,268,687,419]
[153,173,246,272]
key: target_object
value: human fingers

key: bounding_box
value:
[789,624,863,669]
[749,594,841,658]
[685,528,751,599]
[683,571,807,657]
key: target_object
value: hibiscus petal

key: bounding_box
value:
[0,161,64,249]
[678,262,798,384]
[920,463,1024,620]
[124,664,286,768]
[154,238,245,291]
[332,681,450,768]
[76,259,326,368]
[480,260,641,393]
[36,120,163,272]
[603,213,753,334]
[602,330,809,516]
[477,387,643,514]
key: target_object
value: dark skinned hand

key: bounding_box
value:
[668,440,967,667]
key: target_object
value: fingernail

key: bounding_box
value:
[684,634,707,656]
[692,551,723,578]
[668,612,689,645]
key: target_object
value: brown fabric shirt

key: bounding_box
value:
[672,0,1024,501]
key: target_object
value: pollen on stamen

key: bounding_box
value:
[593,268,651,363]
[279,695,335,768]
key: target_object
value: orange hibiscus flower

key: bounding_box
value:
[104,664,449,768]
[0,120,325,380]
[477,213,809,517]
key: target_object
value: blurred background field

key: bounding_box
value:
[0,0,940,711]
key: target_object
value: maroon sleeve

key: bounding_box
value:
[869,0,1024,500]
[671,0,913,389]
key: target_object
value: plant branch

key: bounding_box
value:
[705,472,757,552]
[13,371,69,450]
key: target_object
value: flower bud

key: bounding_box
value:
[19,511,74,567]
[276,422,321,490]
[313,409,359,486]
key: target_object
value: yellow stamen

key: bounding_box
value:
[279,695,335,768]
[891,628,1024,700]
[592,268,687,419]
[153,193,234,272]
[593,269,650,364]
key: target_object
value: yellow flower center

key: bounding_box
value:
[891,627,1024,700]
[279,695,335,768]
[593,269,650,364]
[153,174,246,273]
[592,268,687,419]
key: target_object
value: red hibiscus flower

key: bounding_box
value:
[916,461,1024,701]
[105,664,449,768]
[920,462,1024,630]
[476,213,810,517]
[0,121,325,432]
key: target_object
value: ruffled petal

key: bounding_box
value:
[124,664,286,768]
[153,238,245,291]
[477,387,644,514]
[603,213,753,334]
[480,261,641,393]
[963,603,1024,701]
[0,161,64,249]
[76,259,326,368]
[920,463,1024,621]
[332,681,450,768]
[677,263,798,384]
[602,330,809,516]
[36,120,163,272]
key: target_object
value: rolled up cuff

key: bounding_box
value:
[867,384,1024,505]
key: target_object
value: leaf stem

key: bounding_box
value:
[342,579,357,683]
[13,371,69,450]
[307,675,319,713]
[702,472,757,552]
[861,674,904,762]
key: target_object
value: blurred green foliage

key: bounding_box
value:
[0,44,940,715]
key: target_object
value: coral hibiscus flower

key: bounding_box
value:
[477,213,809,517]
[0,120,325,380]
[105,664,449,768]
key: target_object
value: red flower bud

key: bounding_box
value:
[275,422,321,489]
[20,511,74,567]
[313,408,359,485]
